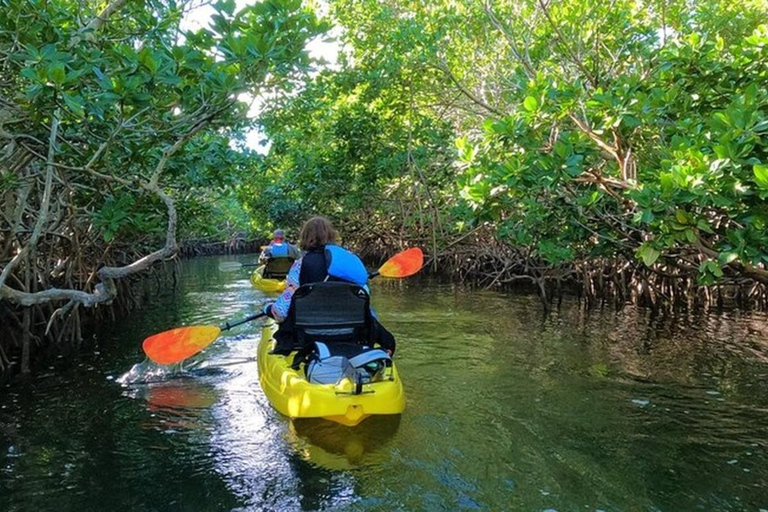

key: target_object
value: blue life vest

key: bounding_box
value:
[324,245,368,285]
[269,242,289,257]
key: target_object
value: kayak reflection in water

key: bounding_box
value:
[261,216,397,355]
[289,415,402,469]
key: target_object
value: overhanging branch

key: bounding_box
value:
[0,117,213,307]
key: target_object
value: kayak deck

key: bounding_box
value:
[250,265,286,293]
[257,323,405,426]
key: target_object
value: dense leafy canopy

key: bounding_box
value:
[245,0,768,286]
[1,0,323,245]
[0,0,324,371]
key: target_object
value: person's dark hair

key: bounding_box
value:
[299,216,337,250]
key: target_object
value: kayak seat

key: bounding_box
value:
[293,282,372,346]
[271,282,373,356]
[263,257,295,279]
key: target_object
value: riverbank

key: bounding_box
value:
[348,227,768,313]
[0,239,266,382]
[5,230,768,383]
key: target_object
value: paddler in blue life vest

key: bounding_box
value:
[261,216,396,354]
[259,229,300,263]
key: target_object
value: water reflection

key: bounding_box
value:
[203,351,361,511]
[125,378,219,435]
[287,415,401,470]
[2,257,768,511]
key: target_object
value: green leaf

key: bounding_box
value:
[139,48,158,74]
[689,33,700,46]
[523,96,538,112]
[92,66,106,81]
[753,120,768,133]
[719,252,739,265]
[715,35,725,51]
[48,63,66,86]
[637,244,660,266]
[24,84,43,100]
[696,219,714,234]
[218,0,236,14]
[753,164,768,190]
[20,66,38,80]
[659,172,674,191]
[62,93,85,117]
[621,115,641,129]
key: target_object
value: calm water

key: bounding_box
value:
[2,256,768,511]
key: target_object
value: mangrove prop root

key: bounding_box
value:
[343,226,768,312]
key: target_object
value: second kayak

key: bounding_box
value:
[250,265,286,293]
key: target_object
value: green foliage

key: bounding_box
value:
[441,1,767,273]
[624,24,768,271]
[1,0,323,247]
[241,61,456,237]
[232,0,768,285]
[239,0,768,285]
[359,0,768,278]
[10,0,761,287]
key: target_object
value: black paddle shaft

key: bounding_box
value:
[220,312,267,331]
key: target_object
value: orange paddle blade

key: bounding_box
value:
[142,325,221,365]
[378,248,424,278]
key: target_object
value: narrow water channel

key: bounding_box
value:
[2,256,768,511]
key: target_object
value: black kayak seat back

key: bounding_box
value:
[293,282,371,344]
[263,257,295,279]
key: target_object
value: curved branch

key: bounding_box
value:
[0,120,205,307]
[484,1,537,79]
[70,0,130,47]
[1,184,177,306]
[536,0,597,88]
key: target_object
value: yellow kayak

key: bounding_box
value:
[257,323,405,426]
[250,265,286,293]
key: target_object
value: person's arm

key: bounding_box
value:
[288,243,301,260]
[264,258,301,322]
[257,245,268,264]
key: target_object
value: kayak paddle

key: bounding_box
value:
[142,312,266,365]
[218,246,423,275]
[143,247,424,365]
[218,246,271,271]
[218,261,261,271]
[372,247,423,278]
